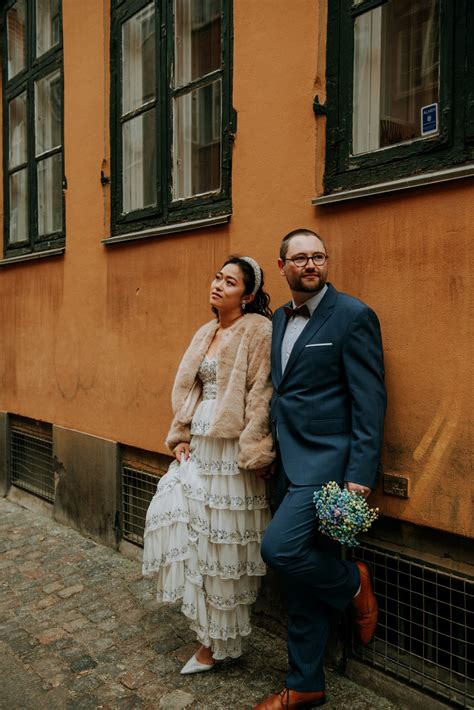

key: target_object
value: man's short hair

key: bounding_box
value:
[280,228,327,260]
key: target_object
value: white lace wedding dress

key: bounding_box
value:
[142,356,270,660]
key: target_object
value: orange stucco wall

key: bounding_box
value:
[0,1,472,538]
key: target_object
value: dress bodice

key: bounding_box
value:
[198,357,217,401]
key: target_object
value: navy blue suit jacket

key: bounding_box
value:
[271,283,386,489]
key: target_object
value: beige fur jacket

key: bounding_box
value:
[166,313,274,470]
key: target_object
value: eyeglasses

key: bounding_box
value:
[284,253,328,268]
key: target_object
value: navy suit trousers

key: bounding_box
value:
[262,465,360,691]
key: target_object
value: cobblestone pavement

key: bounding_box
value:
[0,497,398,709]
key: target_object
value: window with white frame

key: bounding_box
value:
[110,0,233,238]
[2,0,64,258]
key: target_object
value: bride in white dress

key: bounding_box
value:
[143,256,274,673]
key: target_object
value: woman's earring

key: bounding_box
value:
[241,302,246,310]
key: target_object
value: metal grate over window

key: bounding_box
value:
[121,466,159,546]
[352,544,474,708]
[10,428,55,502]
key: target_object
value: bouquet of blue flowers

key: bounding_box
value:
[313,481,379,547]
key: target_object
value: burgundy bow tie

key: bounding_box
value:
[283,304,311,319]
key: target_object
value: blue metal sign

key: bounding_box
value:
[421,103,438,136]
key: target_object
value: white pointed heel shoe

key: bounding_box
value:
[180,653,215,675]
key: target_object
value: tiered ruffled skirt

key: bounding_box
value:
[142,398,270,660]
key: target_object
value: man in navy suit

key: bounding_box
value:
[254,229,386,709]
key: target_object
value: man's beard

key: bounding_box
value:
[287,272,326,293]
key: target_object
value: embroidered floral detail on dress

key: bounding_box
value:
[187,629,243,660]
[189,453,240,475]
[184,568,203,586]
[142,544,189,572]
[205,589,258,610]
[155,473,180,495]
[198,357,218,401]
[208,492,268,510]
[186,613,252,642]
[208,528,262,544]
[190,419,212,435]
[156,585,185,603]
[198,558,265,577]
[181,481,208,502]
[181,481,267,510]
[189,513,263,544]
[144,508,189,531]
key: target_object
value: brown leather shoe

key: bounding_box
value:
[352,561,378,645]
[253,687,326,709]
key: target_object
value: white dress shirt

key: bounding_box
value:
[281,285,328,373]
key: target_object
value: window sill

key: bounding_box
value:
[102,214,231,246]
[312,164,474,206]
[0,247,65,267]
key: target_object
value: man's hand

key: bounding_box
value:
[345,481,371,499]
[173,442,190,462]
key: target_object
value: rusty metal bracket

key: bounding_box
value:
[313,95,327,116]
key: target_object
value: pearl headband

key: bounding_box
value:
[240,256,262,295]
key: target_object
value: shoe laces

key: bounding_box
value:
[278,688,290,708]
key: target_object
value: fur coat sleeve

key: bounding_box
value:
[165,320,218,453]
[236,321,274,469]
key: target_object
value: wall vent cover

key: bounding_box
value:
[121,465,159,546]
[353,543,473,708]
[10,424,54,502]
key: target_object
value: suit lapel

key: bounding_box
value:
[279,285,338,386]
[271,305,290,385]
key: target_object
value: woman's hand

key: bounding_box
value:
[251,465,273,480]
[173,442,190,462]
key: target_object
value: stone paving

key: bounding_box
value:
[0,497,398,709]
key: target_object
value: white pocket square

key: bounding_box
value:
[305,342,333,347]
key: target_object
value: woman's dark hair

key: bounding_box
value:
[212,255,272,320]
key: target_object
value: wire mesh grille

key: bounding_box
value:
[352,544,474,708]
[10,429,55,502]
[121,466,159,546]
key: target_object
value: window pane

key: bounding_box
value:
[122,4,156,115]
[174,0,221,86]
[7,0,27,79]
[9,93,27,169]
[122,109,157,213]
[35,70,62,155]
[353,0,439,155]
[353,8,382,154]
[9,169,28,243]
[37,154,62,235]
[173,80,221,200]
[36,0,61,57]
